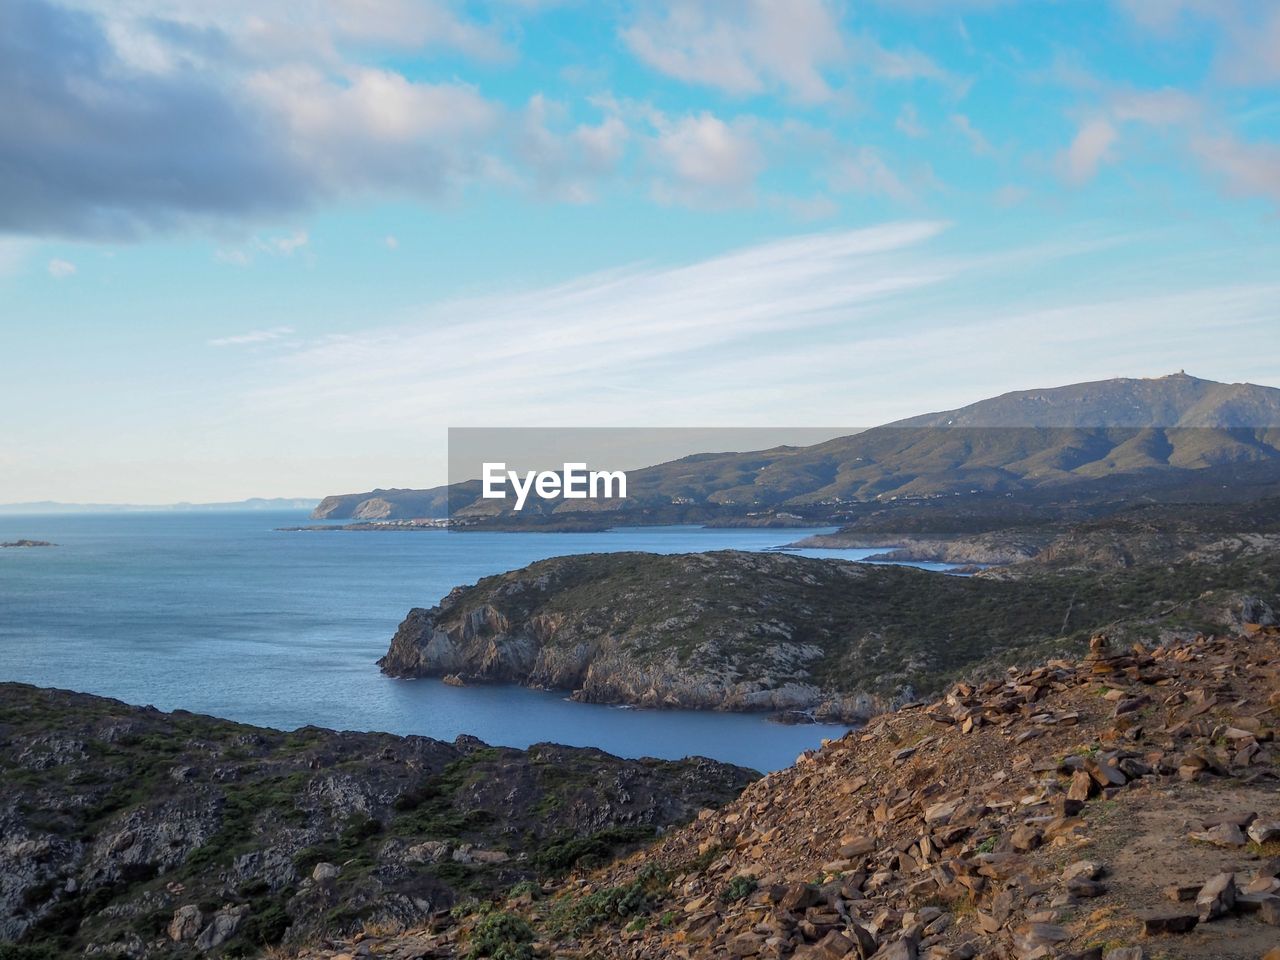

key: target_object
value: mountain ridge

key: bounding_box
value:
[310,374,1280,521]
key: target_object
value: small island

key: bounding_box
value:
[0,539,55,548]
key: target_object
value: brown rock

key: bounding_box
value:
[795,930,854,959]
[1067,877,1107,898]
[777,883,823,913]
[1139,912,1197,935]
[728,932,766,956]
[168,905,203,943]
[1063,861,1105,882]
[1068,769,1095,802]
[1162,883,1199,901]
[1195,872,1236,922]
[1011,922,1068,953]
[868,940,917,960]
[1189,822,1246,847]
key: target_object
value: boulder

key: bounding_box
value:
[195,904,249,951]
[167,904,203,942]
[1195,873,1235,922]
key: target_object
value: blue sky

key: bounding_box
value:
[1,0,1279,502]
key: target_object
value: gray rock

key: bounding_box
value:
[195,904,249,951]
[311,862,340,882]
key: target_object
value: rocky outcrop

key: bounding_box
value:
[0,684,752,957]
[300,627,1280,960]
[786,532,1046,565]
[380,547,1280,722]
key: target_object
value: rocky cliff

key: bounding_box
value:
[0,684,752,958]
[300,627,1280,960]
[378,547,1280,722]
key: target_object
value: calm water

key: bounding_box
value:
[0,514,929,771]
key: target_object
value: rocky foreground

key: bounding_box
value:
[0,685,752,958]
[300,628,1280,960]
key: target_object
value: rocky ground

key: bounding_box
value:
[0,685,752,958]
[294,628,1280,960]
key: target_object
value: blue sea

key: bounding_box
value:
[0,513,940,772]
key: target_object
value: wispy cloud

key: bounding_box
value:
[1061,119,1118,184]
[47,257,76,278]
[208,326,295,347]
[251,223,952,427]
[216,222,1280,467]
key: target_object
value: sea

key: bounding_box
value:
[0,513,954,772]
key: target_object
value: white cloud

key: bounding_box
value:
[621,0,846,103]
[1061,119,1117,184]
[1115,1,1280,87]
[250,222,952,428]
[384,235,399,250]
[1110,88,1200,126]
[215,248,252,267]
[827,148,914,201]
[950,113,993,155]
[516,94,630,202]
[896,104,926,138]
[1192,135,1280,204]
[269,229,309,255]
[208,325,295,347]
[47,258,77,278]
[0,239,32,278]
[648,112,764,203]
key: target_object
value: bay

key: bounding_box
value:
[0,513,932,771]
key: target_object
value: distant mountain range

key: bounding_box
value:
[312,373,1280,521]
[0,497,319,516]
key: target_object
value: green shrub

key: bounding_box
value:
[719,875,757,902]
[531,825,656,875]
[546,864,670,937]
[507,880,541,901]
[465,911,534,960]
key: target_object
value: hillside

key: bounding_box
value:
[0,685,751,958]
[297,627,1280,960]
[378,532,1280,720]
[310,374,1280,522]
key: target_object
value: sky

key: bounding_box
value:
[1,0,1279,503]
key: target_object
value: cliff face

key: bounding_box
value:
[0,684,752,958]
[311,487,458,521]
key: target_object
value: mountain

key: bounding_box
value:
[310,374,1280,521]
[0,684,751,958]
[0,498,319,515]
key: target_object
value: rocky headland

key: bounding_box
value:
[378,543,1280,723]
[0,540,55,548]
[0,684,752,958]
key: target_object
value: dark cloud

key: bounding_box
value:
[0,0,313,239]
